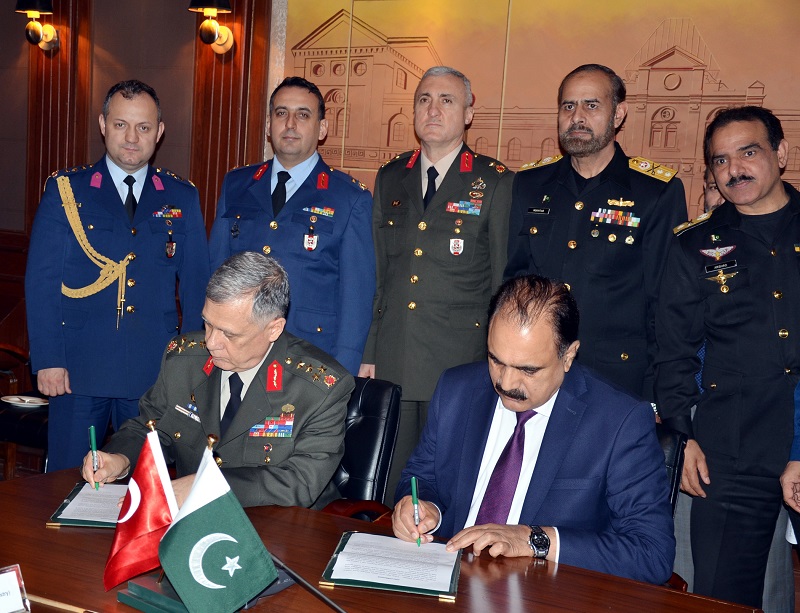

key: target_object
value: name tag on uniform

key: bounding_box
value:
[527,207,550,215]
[704,260,737,274]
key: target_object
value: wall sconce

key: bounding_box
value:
[188,1,234,54]
[15,0,59,51]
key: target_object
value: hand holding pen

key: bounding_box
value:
[89,425,99,490]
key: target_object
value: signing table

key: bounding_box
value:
[0,471,759,612]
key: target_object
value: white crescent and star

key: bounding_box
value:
[117,478,141,523]
[189,533,240,589]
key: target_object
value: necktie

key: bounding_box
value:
[220,373,243,437]
[475,409,537,525]
[123,175,137,222]
[423,166,439,208]
[272,171,291,217]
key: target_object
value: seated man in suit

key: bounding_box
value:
[81,251,354,508]
[392,275,674,584]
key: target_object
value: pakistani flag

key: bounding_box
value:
[158,448,277,613]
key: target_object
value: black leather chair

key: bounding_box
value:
[323,376,401,521]
[656,422,687,516]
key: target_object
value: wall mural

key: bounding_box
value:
[283,0,800,218]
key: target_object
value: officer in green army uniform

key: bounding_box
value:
[359,66,514,503]
[505,64,687,401]
[82,252,354,509]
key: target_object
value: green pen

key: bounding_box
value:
[411,476,420,547]
[89,425,99,490]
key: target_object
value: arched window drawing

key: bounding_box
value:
[788,146,800,172]
[650,107,680,149]
[324,89,349,138]
[507,137,522,161]
[336,108,350,138]
[474,136,489,155]
[387,112,411,147]
[540,138,556,159]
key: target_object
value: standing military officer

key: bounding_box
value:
[358,66,514,502]
[655,106,800,609]
[26,80,210,471]
[505,64,687,400]
[209,77,374,375]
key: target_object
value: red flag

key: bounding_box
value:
[103,430,178,590]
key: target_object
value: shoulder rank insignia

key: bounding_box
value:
[520,155,563,171]
[253,162,269,181]
[317,171,328,190]
[90,172,103,189]
[203,356,214,376]
[629,157,676,182]
[152,175,164,191]
[405,150,421,169]
[673,210,714,235]
[460,151,473,172]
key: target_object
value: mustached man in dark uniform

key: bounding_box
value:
[26,80,210,471]
[655,106,800,610]
[209,77,374,376]
[505,64,687,401]
[358,66,514,502]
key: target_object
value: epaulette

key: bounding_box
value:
[166,335,206,355]
[673,210,714,235]
[381,150,416,168]
[629,157,676,182]
[156,167,195,188]
[520,155,563,171]
[326,167,368,191]
[487,160,508,174]
[282,354,341,389]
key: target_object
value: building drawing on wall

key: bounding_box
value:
[291,13,800,215]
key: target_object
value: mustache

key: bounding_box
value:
[564,125,593,136]
[726,175,755,188]
[494,381,527,401]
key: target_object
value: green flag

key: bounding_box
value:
[158,448,277,613]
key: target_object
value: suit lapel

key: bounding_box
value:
[90,159,129,222]
[193,365,221,440]
[451,368,497,531]
[401,157,425,217]
[427,145,469,212]
[519,367,588,522]
[284,157,326,217]
[246,160,274,216]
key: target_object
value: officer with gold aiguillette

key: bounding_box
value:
[25,80,209,471]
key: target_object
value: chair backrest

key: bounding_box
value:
[332,376,401,503]
[655,422,687,517]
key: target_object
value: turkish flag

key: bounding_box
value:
[103,430,178,590]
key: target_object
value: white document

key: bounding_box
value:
[57,483,127,523]
[330,532,459,592]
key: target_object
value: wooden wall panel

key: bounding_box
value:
[190,0,271,233]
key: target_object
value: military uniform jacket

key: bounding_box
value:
[25,158,210,399]
[208,157,375,375]
[505,143,687,399]
[654,187,800,477]
[363,145,514,401]
[104,331,354,508]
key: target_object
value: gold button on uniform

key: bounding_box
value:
[418,221,427,230]
[126,305,135,313]
[771,249,777,256]
[414,248,423,256]
[270,221,278,230]
[786,368,792,374]
[408,302,417,310]
[388,220,395,226]
[709,383,717,390]
[410,275,419,283]
[620,353,629,361]
[131,228,137,236]
[591,229,600,238]
[608,234,617,243]
[568,240,577,249]
[575,201,584,210]
[530,227,538,235]
[625,235,634,245]
[454,228,461,234]
[779,329,789,338]
[87,224,94,230]
[773,290,783,299]
[127,279,136,287]
[474,321,480,328]
[262,246,271,254]
[720,285,730,293]
[174,432,181,439]
[128,253,136,261]
[264,456,271,464]
[316,326,322,332]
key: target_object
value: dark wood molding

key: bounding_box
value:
[190,0,271,233]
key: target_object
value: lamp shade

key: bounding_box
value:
[188,0,231,13]
[15,0,54,14]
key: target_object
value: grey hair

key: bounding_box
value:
[416,66,473,107]
[206,252,290,323]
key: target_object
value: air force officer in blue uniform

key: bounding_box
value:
[26,80,210,471]
[209,77,374,375]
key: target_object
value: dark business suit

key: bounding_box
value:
[505,144,687,399]
[654,189,800,607]
[25,158,209,470]
[209,157,375,375]
[104,331,354,509]
[399,361,675,584]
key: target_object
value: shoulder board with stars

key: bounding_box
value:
[673,209,715,235]
[156,167,195,187]
[520,155,563,171]
[327,167,369,191]
[629,157,676,182]
[382,150,417,169]
[166,335,206,354]
[283,355,339,388]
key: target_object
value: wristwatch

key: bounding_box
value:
[528,525,550,558]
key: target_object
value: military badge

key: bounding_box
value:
[253,162,269,181]
[152,175,164,191]
[391,200,402,207]
[406,150,421,169]
[450,238,464,256]
[324,374,338,388]
[203,356,214,376]
[700,246,736,261]
[317,172,329,190]
[460,151,473,172]
[495,164,506,173]
[266,360,283,392]
[608,198,634,207]
[469,191,483,198]
[304,228,318,251]
[706,269,738,293]
[282,404,295,413]
[166,230,176,258]
[90,172,103,189]
[167,340,179,352]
